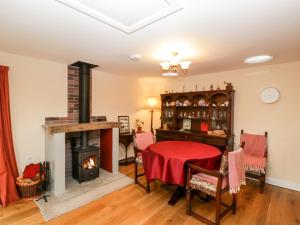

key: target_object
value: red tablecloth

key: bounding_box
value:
[142,141,222,186]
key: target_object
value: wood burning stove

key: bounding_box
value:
[70,61,100,183]
[72,146,99,183]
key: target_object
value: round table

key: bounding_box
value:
[142,141,222,205]
[142,141,222,186]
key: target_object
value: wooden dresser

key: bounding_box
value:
[156,88,235,151]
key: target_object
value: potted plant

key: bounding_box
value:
[135,119,144,133]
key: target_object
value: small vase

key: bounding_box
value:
[137,127,142,133]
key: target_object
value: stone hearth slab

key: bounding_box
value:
[35,169,133,221]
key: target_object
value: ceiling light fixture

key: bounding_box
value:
[160,52,191,77]
[244,55,273,64]
[129,54,142,61]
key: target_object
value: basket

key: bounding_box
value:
[16,177,40,199]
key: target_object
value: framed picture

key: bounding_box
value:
[183,119,191,130]
[118,116,130,134]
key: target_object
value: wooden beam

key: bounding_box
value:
[43,122,120,134]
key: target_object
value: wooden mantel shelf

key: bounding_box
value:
[43,121,120,134]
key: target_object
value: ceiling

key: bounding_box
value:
[0,0,300,77]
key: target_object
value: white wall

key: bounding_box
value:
[138,61,300,189]
[92,71,147,159]
[0,51,67,173]
[0,51,147,171]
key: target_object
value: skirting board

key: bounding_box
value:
[266,177,300,192]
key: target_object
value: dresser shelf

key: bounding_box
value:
[156,89,235,150]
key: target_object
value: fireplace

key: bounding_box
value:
[44,62,120,196]
[70,61,100,183]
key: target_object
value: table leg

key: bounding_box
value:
[125,145,128,163]
[168,186,186,206]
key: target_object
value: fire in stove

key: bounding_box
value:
[83,156,96,169]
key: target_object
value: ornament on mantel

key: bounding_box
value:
[210,84,214,91]
[224,82,233,90]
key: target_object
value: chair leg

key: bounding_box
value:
[186,187,192,215]
[134,162,151,193]
[232,193,237,214]
[260,174,265,193]
[146,180,150,193]
[134,162,138,184]
[215,192,221,225]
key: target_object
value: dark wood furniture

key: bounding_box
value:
[119,133,134,165]
[156,89,235,151]
[186,150,237,225]
[241,129,268,193]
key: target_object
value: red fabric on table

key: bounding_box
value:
[142,141,222,186]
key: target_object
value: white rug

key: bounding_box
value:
[35,169,133,221]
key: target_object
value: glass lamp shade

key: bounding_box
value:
[179,61,191,70]
[146,96,159,109]
[160,62,171,70]
[161,72,178,77]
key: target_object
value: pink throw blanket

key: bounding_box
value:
[240,133,267,157]
[228,148,246,194]
[135,132,154,150]
[245,155,266,174]
[240,133,267,173]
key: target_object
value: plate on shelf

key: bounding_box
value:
[183,119,191,130]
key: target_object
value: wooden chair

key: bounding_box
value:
[133,132,154,193]
[240,130,268,193]
[186,146,245,225]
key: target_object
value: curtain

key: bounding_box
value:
[0,65,19,207]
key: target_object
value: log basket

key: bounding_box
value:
[16,177,40,199]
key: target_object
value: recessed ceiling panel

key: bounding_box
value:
[54,0,182,34]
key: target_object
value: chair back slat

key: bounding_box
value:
[219,151,229,176]
[134,132,154,150]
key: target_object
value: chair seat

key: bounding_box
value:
[135,154,143,164]
[245,155,266,174]
[190,173,228,196]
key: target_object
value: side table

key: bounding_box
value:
[119,133,134,165]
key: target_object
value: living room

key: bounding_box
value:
[0,1,299,225]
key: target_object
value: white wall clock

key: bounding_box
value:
[260,87,280,104]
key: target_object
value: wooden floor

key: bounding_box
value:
[1,164,300,225]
